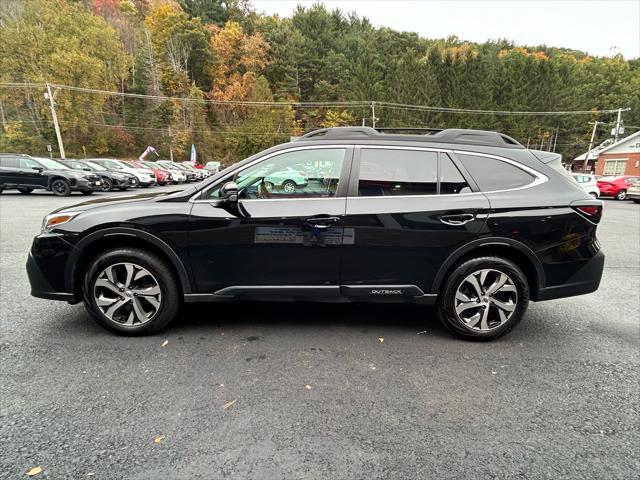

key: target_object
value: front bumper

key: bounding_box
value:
[26,234,77,302]
[72,177,102,192]
[534,249,605,301]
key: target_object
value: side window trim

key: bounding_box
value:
[196,145,354,202]
[453,150,548,193]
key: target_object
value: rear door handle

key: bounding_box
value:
[440,213,475,226]
[304,216,341,229]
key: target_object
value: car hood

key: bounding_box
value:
[52,189,186,214]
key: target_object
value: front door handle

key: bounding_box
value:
[304,216,341,229]
[440,213,475,226]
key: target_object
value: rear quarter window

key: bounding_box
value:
[457,153,535,191]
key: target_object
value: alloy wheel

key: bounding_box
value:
[454,268,518,331]
[93,262,162,326]
[282,181,296,193]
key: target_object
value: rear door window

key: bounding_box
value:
[0,156,19,168]
[457,153,535,191]
[358,149,438,196]
[357,149,470,196]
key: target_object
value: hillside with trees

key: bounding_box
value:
[1,0,638,164]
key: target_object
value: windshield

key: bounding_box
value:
[97,159,127,169]
[159,163,178,170]
[84,161,107,171]
[33,157,70,170]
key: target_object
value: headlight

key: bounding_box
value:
[41,211,80,233]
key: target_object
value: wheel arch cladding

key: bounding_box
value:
[431,238,545,297]
[66,228,193,298]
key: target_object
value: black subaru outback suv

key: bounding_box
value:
[0,153,103,196]
[26,127,604,340]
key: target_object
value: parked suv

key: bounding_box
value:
[60,159,137,191]
[88,158,156,187]
[0,154,102,196]
[26,127,604,340]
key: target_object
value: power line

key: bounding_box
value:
[0,82,630,116]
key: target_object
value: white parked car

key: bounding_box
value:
[89,158,156,187]
[204,161,221,173]
[572,174,600,198]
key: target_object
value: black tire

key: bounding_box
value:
[0,187,3,194]
[101,177,114,192]
[633,199,640,204]
[81,191,94,195]
[437,256,529,341]
[18,188,34,194]
[615,190,627,200]
[83,248,181,335]
[589,192,598,199]
[51,179,71,196]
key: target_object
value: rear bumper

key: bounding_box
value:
[534,249,605,301]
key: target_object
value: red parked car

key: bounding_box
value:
[596,175,640,200]
[130,161,173,186]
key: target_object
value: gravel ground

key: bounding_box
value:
[0,189,638,479]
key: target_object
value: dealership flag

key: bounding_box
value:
[139,146,158,161]
[190,144,197,166]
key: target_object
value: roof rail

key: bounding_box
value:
[297,126,524,149]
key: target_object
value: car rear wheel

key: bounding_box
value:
[51,179,71,196]
[18,188,34,194]
[101,177,114,191]
[282,180,297,193]
[589,192,598,199]
[83,248,180,334]
[616,190,627,200]
[437,256,529,340]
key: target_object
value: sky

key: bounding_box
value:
[252,0,640,59]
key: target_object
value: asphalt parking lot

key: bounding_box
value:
[0,189,638,479]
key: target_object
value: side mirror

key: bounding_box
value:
[32,166,44,172]
[83,168,91,171]
[220,181,239,202]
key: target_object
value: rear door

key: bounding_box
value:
[0,156,21,185]
[188,146,353,295]
[340,146,489,298]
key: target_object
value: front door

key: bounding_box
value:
[189,146,352,295]
[340,146,490,297]
[18,157,48,188]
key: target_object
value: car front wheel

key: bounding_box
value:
[437,256,529,340]
[51,179,71,196]
[83,248,181,335]
[101,177,114,191]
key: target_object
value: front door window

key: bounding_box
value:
[208,148,346,199]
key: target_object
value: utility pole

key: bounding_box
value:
[614,108,622,142]
[45,83,65,159]
[371,102,378,129]
[168,127,174,162]
[583,121,599,172]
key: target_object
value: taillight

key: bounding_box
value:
[572,203,603,223]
